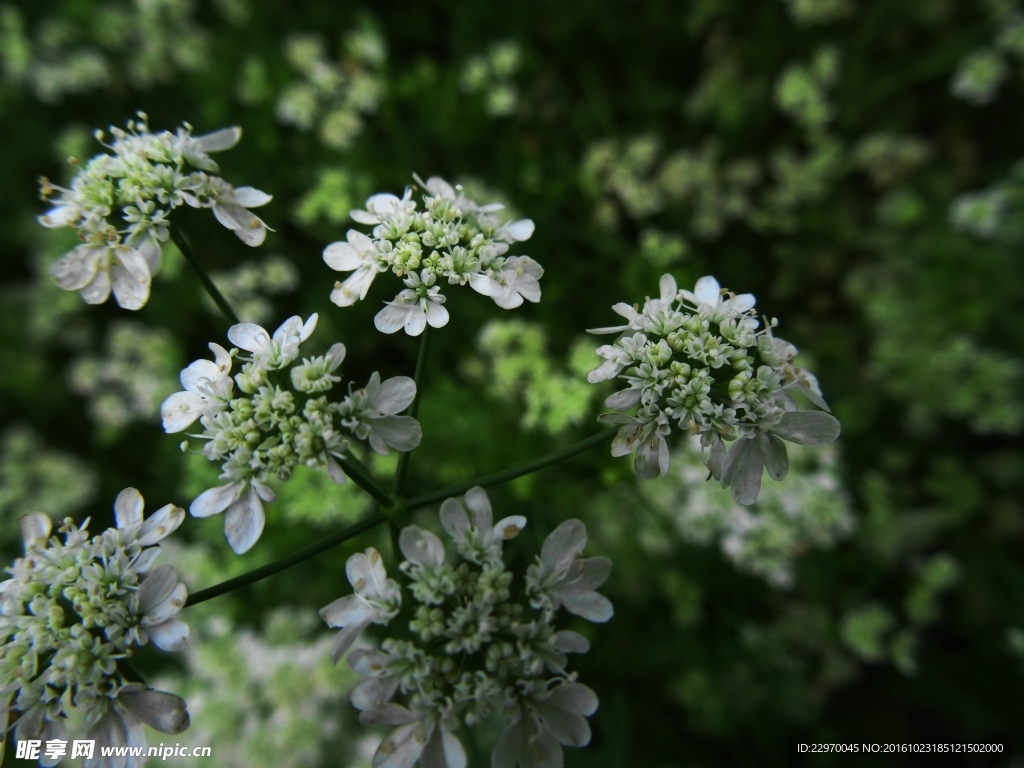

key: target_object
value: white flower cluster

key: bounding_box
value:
[39,113,271,310]
[0,489,191,764]
[320,487,611,768]
[323,175,541,336]
[161,313,422,554]
[589,274,841,503]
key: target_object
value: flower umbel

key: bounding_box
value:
[0,489,191,765]
[323,174,541,335]
[39,112,272,310]
[161,312,422,553]
[320,487,610,768]
[588,273,841,503]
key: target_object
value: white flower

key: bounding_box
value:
[359,705,466,768]
[493,682,599,768]
[678,275,756,322]
[338,372,422,455]
[178,125,242,171]
[350,190,416,225]
[127,564,189,652]
[439,486,526,564]
[320,547,402,662]
[210,184,273,247]
[160,343,234,432]
[85,685,189,768]
[586,274,679,335]
[325,229,383,306]
[599,407,672,479]
[49,243,152,311]
[228,313,318,370]
[484,256,544,310]
[111,486,185,556]
[375,272,449,336]
[189,479,274,554]
[526,520,613,622]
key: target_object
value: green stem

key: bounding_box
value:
[336,454,394,506]
[405,426,618,511]
[185,507,387,606]
[393,326,431,495]
[170,227,240,324]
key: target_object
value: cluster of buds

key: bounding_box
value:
[320,487,611,768]
[39,113,271,310]
[589,274,840,503]
[161,313,421,553]
[324,174,542,335]
[0,489,191,762]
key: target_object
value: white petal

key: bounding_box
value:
[634,433,669,479]
[468,273,502,297]
[771,411,842,446]
[359,703,419,726]
[439,499,470,540]
[552,630,590,654]
[144,618,190,652]
[399,526,446,567]
[331,619,370,663]
[588,358,624,384]
[541,519,587,575]
[50,245,98,290]
[332,268,377,306]
[160,391,204,433]
[320,595,370,628]
[19,512,52,549]
[404,306,428,336]
[80,266,111,305]
[422,729,467,768]
[300,313,318,341]
[659,273,678,301]
[136,507,182,548]
[230,186,272,207]
[610,421,646,457]
[189,481,245,518]
[493,515,527,540]
[142,582,187,625]
[110,247,151,310]
[129,546,162,576]
[370,415,422,452]
[136,565,177,614]
[194,126,242,152]
[326,455,348,485]
[324,241,364,271]
[370,376,417,415]
[351,675,401,712]
[227,322,271,353]
[503,218,535,241]
[693,275,720,305]
[350,209,379,224]
[604,388,641,411]
[722,435,765,506]
[463,486,493,530]
[372,721,426,768]
[728,293,756,313]
[114,488,144,530]
[374,303,412,334]
[561,556,612,593]
[764,433,789,481]
[137,237,162,275]
[118,688,190,734]
[560,590,614,623]
[425,300,450,328]
[224,486,265,554]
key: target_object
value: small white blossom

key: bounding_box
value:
[1,489,190,765]
[588,273,841,502]
[320,547,401,662]
[323,488,606,768]
[162,315,420,553]
[323,174,541,335]
[39,115,271,311]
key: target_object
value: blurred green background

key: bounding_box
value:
[2,0,1024,765]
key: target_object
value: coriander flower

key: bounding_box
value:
[1,489,191,765]
[320,547,402,662]
[322,487,608,768]
[162,313,422,553]
[588,274,841,504]
[39,113,271,311]
[323,174,541,335]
